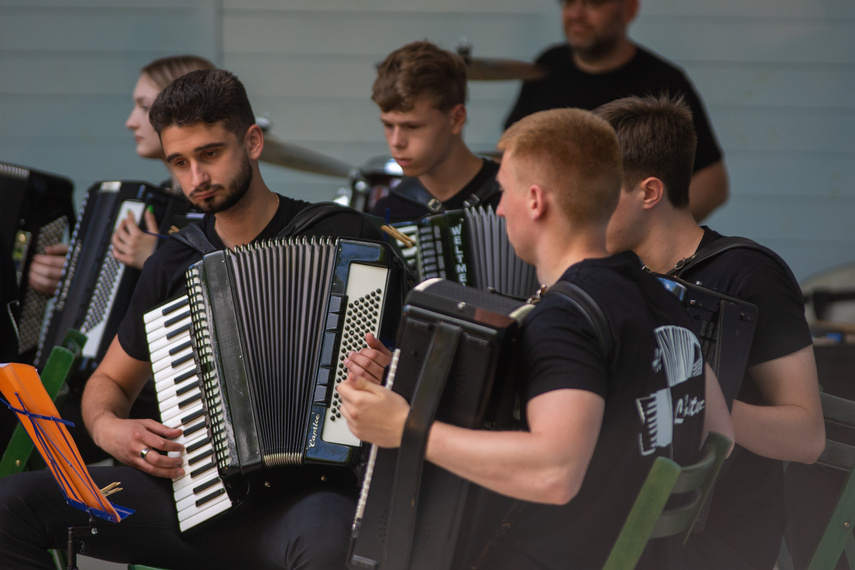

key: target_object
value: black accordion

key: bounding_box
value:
[144,237,406,532]
[348,279,534,570]
[656,274,759,406]
[396,207,539,299]
[0,162,75,359]
[34,180,192,372]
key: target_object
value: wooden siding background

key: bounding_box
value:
[1,0,853,282]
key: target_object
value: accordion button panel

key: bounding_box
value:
[80,200,145,358]
[322,263,390,447]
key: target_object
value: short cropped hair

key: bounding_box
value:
[498,108,623,226]
[149,69,256,141]
[594,94,697,209]
[141,55,216,91]
[372,40,468,113]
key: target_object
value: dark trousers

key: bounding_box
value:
[0,466,356,569]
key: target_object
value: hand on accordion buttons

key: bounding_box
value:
[343,333,392,385]
[337,374,408,448]
[111,208,159,270]
[28,243,68,295]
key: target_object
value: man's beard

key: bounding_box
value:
[189,152,253,214]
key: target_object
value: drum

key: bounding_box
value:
[336,156,403,213]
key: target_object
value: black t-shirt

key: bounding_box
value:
[118,195,383,362]
[505,44,723,173]
[676,227,812,570]
[370,158,500,224]
[483,252,706,569]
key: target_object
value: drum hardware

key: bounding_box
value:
[455,39,548,82]
[255,116,355,178]
[336,156,404,213]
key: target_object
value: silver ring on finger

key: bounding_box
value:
[140,447,151,461]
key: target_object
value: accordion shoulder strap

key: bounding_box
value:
[389,175,500,214]
[544,281,611,359]
[668,236,792,280]
[167,202,357,254]
[169,223,217,255]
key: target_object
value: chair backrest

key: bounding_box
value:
[602,431,732,570]
[804,392,855,570]
[0,329,85,477]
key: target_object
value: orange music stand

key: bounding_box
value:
[0,361,134,569]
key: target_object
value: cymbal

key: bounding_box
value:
[259,135,355,178]
[456,42,548,82]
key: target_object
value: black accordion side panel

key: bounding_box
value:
[0,162,75,360]
[349,280,531,570]
[657,274,759,407]
[415,207,539,300]
[34,181,190,371]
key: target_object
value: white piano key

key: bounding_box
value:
[178,494,233,532]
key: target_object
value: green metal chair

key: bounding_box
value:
[0,329,86,478]
[602,431,732,570]
[796,392,855,570]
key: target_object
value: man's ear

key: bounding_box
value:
[640,177,665,210]
[450,103,467,134]
[529,184,547,220]
[245,123,264,160]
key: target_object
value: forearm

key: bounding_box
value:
[425,421,586,505]
[81,371,136,445]
[731,399,825,463]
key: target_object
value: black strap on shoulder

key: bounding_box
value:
[390,177,443,212]
[169,223,217,255]
[669,236,790,278]
[390,170,500,214]
[543,281,612,360]
[273,201,353,238]
[461,180,500,210]
[167,202,359,255]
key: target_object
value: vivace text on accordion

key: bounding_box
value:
[144,237,407,532]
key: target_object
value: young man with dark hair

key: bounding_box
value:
[369,40,500,223]
[505,0,727,222]
[340,107,733,569]
[0,68,382,569]
[596,94,824,569]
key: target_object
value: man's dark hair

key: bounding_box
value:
[594,94,697,209]
[149,69,256,141]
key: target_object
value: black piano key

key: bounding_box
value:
[178,392,202,409]
[181,409,205,425]
[174,368,198,384]
[187,437,211,454]
[192,477,220,495]
[165,310,191,328]
[190,461,216,478]
[188,448,214,466]
[184,421,206,437]
[176,381,200,397]
[161,296,189,316]
[169,340,193,357]
[166,322,192,340]
[172,352,194,368]
[195,487,226,507]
